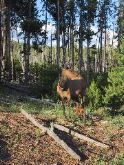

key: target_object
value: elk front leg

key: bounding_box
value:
[61,100,66,117]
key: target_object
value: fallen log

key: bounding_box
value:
[20,108,81,160]
[21,109,47,133]
[53,123,109,148]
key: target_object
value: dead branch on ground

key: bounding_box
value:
[21,108,82,160]
[52,123,109,148]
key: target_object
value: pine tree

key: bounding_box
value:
[117,0,124,53]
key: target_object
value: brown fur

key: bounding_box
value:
[57,84,71,103]
[58,69,86,118]
[74,105,85,116]
[61,69,82,80]
[59,69,86,105]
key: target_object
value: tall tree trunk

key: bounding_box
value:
[67,26,70,62]
[103,29,106,72]
[0,6,2,81]
[56,0,60,67]
[0,0,12,81]
[62,31,66,65]
[62,1,66,66]
[5,1,12,81]
[25,33,30,84]
[45,0,48,45]
[23,0,31,84]
[11,37,14,81]
[50,33,53,64]
[95,53,97,73]
[22,33,30,84]
[1,0,6,80]
[117,0,124,52]
[22,35,26,81]
[69,23,74,69]
[86,38,90,85]
[97,35,100,72]
[70,28,74,70]
[99,29,103,72]
[78,38,83,74]
[78,0,85,74]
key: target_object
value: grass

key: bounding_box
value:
[96,153,124,165]
[0,98,124,165]
[1,98,124,129]
[1,84,123,127]
[0,90,123,122]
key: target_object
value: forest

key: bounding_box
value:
[0,0,124,164]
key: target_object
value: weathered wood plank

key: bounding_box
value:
[53,123,109,148]
[20,109,81,160]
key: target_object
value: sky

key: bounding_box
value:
[12,0,118,47]
[36,0,118,47]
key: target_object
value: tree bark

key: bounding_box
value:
[103,29,107,72]
[5,1,12,81]
[62,30,66,65]
[78,0,85,74]
[53,123,109,148]
[56,0,60,67]
[1,0,6,80]
[0,7,2,81]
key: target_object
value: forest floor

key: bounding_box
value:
[0,87,124,165]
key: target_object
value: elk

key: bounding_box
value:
[57,83,71,104]
[59,69,86,106]
[57,68,86,118]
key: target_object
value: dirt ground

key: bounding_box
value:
[0,111,124,165]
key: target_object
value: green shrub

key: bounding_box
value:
[52,79,59,101]
[13,59,23,82]
[104,66,124,112]
[29,63,60,97]
[95,72,108,94]
[86,80,102,110]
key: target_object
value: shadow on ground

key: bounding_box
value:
[0,135,11,162]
